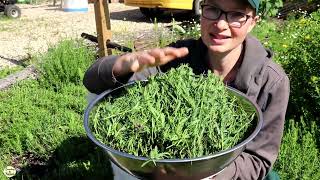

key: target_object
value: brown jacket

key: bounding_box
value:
[83,36,290,180]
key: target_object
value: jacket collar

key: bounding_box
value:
[234,36,271,92]
[193,35,272,93]
[196,36,270,92]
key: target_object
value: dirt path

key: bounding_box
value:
[0,3,173,69]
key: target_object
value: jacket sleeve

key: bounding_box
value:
[83,55,122,94]
[83,40,193,94]
[215,74,290,179]
[83,55,160,94]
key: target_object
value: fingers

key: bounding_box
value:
[117,47,189,74]
[146,47,189,66]
[130,52,156,72]
[161,47,189,64]
[147,48,165,64]
[163,47,189,58]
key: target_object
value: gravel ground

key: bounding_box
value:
[0,3,176,69]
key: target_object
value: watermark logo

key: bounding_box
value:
[3,166,16,178]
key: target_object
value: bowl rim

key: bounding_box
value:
[84,81,263,163]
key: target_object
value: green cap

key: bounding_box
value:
[247,0,260,13]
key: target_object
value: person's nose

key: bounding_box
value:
[214,13,228,30]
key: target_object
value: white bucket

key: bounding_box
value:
[63,0,88,12]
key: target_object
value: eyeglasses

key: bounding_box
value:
[201,4,252,28]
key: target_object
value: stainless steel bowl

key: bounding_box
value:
[84,81,263,180]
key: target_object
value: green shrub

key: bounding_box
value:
[0,80,87,157]
[37,39,95,91]
[276,11,320,121]
[259,0,283,18]
[0,38,116,179]
[251,19,286,58]
[253,10,320,122]
[274,119,320,179]
[0,79,114,179]
[166,18,201,41]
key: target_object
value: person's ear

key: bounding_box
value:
[246,15,260,33]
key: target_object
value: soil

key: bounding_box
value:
[0,2,177,69]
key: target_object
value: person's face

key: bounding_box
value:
[200,0,258,54]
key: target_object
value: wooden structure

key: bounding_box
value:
[94,0,112,57]
[53,0,112,57]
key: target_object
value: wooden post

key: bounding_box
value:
[94,0,112,57]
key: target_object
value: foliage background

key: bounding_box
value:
[252,9,320,179]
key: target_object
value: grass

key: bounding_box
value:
[0,14,14,31]
[0,80,86,156]
[0,80,113,179]
[17,0,50,5]
[0,66,24,79]
[0,14,35,33]
[0,14,12,21]
[0,39,113,179]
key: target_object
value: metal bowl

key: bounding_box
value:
[84,81,263,179]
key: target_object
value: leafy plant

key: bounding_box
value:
[252,10,320,124]
[250,19,284,54]
[259,0,284,18]
[251,11,320,178]
[276,11,320,122]
[0,77,113,180]
[171,19,201,40]
[0,80,87,157]
[36,39,95,91]
[0,38,114,179]
[92,65,255,160]
[274,119,320,179]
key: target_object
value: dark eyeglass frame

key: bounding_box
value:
[200,3,253,28]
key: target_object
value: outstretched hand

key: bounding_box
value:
[112,47,189,76]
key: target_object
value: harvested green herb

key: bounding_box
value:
[91,65,255,159]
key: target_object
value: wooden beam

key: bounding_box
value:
[94,0,112,57]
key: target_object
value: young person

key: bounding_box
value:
[83,0,290,179]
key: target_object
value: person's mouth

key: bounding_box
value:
[209,33,231,44]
